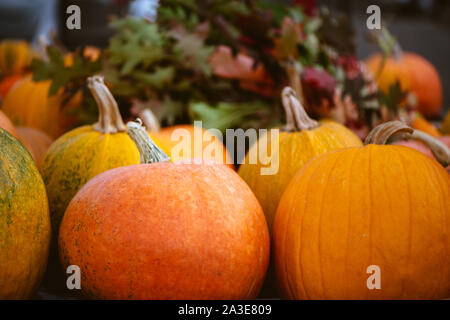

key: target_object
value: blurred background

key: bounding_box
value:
[0,0,449,146]
[0,0,448,111]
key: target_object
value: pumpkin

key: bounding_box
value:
[440,136,450,148]
[2,75,81,138]
[0,110,54,165]
[238,87,362,233]
[273,121,450,299]
[16,127,53,164]
[0,128,51,299]
[139,108,233,168]
[442,111,450,135]
[0,109,19,139]
[366,52,442,118]
[391,139,435,160]
[411,114,441,138]
[64,46,101,66]
[58,120,269,299]
[0,73,22,98]
[0,40,33,76]
[40,76,152,233]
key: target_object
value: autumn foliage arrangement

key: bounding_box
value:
[28,0,434,140]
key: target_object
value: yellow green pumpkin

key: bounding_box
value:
[238,87,362,232]
[0,128,51,299]
[40,76,145,232]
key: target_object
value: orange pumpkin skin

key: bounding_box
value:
[156,125,234,169]
[366,53,443,118]
[411,116,441,138]
[2,76,80,138]
[0,74,22,98]
[0,40,33,76]
[16,127,53,164]
[274,145,450,299]
[0,110,18,138]
[59,162,269,299]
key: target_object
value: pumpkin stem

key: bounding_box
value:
[139,108,160,133]
[364,121,413,145]
[410,130,450,167]
[281,87,319,131]
[88,75,126,134]
[283,60,306,107]
[365,120,450,167]
[126,118,170,164]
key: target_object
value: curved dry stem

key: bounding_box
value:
[364,121,413,145]
[365,120,450,168]
[88,75,126,133]
[126,118,170,164]
[281,87,319,132]
[411,130,450,167]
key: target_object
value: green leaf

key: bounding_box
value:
[189,101,270,132]
[132,66,175,89]
[31,46,101,96]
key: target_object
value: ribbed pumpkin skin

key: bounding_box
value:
[59,162,269,299]
[40,125,141,232]
[2,76,80,138]
[0,74,22,98]
[0,129,51,299]
[0,40,32,76]
[274,145,450,299]
[238,121,362,232]
[366,53,443,118]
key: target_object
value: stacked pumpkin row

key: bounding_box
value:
[1,70,449,299]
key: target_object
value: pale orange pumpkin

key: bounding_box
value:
[138,108,234,169]
[274,121,450,299]
[0,110,19,138]
[0,110,53,164]
[16,127,53,164]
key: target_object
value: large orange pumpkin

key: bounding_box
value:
[273,121,450,299]
[59,120,269,299]
[0,128,51,299]
[238,87,362,232]
[139,108,233,168]
[366,52,443,118]
[2,76,81,138]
